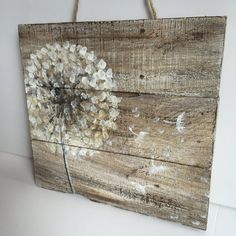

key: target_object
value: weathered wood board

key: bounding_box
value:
[18,16,226,230]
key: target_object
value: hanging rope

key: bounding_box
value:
[72,0,79,22]
[146,0,158,19]
[72,0,158,22]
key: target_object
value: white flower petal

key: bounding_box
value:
[97,59,106,69]
[79,47,87,57]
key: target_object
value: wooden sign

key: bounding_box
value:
[19,16,226,230]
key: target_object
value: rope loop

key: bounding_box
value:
[72,0,158,22]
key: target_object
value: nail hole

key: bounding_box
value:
[139,74,145,79]
[192,32,204,40]
[140,28,145,34]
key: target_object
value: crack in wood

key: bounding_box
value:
[24,83,220,99]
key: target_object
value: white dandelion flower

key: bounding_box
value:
[24,41,121,147]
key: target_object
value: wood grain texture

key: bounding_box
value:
[28,90,217,168]
[64,93,217,168]
[32,141,72,193]
[32,139,210,229]
[19,17,226,97]
[18,16,227,230]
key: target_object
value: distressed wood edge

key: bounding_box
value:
[17,16,227,29]
[78,189,209,230]
[207,95,220,201]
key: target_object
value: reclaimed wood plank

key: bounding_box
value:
[32,140,210,230]
[19,17,226,98]
[18,16,227,230]
[27,89,217,168]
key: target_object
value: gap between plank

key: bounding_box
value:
[25,84,219,99]
[32,138,209,170]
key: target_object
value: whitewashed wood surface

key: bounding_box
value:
[0,0,236,233]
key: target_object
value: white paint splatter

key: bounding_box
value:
[148,160,167,174]
[162,112,186,134]
[77,148,97,158]
[136,131,148,142]
[192,220,201,226]
[170,215,179,220]
[176,112,185,134]
[128,126,148,142]
[131,107,140,117]
[128,125,138,136]
[163,120,175,124]
[131,181,147,194]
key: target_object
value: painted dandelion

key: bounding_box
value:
[19,17,226,230]
[25,42,121,148]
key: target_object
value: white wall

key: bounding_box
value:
[0,0,236,235]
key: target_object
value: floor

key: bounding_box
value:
[0,151,235,236]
